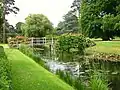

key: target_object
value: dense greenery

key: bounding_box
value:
[21,14,53,37]
[0,0,19,43]
[80,0,120,40]
[0,46,11,90]
[57,10,79,34]
[56,34,95,61]
[15,22,24,35]
[56,68,109,90]
[57,0,81,34]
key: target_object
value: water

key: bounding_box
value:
[43,58,80,76]
[38,49,120,90]
[42,57,120,90]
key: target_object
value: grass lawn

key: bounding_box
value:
[4,49,74,90]
[87,41,120,55]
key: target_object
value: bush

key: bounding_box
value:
[56,34,96,61]
[0,46,11,90]
[7,36,29,48]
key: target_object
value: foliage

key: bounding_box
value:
[56,69,109,90]
[89,71,109,90]
[71,0,81,18]
[15,22,24,35]
[21,14,53,37]
[4,0,19,15]
[0,1,3,43]
[5,20,18,38]
[57,10,79,34]
[57,0,81,35]
[56,34,96,61]
[0,0,19,43]
[80,0,120,40]
[0,46,11,90]
[7,36,27,48]
[56,70,85,90]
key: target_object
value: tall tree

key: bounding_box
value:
[21,14,53,37]
[80,0,120,40]
[71,0,81,18]
[1,0,19,43]
[0,1,3,42]
[5,20,17,37]
[57,10,79,34]
[5,0,19,15]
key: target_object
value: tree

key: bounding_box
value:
[0,0,19,43]
[15,22,24,35]
[57,10,79,34]
[63,10,79,32]
[0,1,3,42]
[21,14,53,37]
[71,0,81,18]
[80,0,120,40]
[6,21,17,37]
[5,0,19,15]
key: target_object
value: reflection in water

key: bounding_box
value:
[39,48,120,90]
[43,58,80,76]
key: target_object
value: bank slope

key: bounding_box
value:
[5,49,74,90]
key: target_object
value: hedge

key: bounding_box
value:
[0,46,11,90]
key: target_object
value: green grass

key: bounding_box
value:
[4,49,74,90]
[87,41,120,54]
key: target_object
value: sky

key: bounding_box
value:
[6,0,74,27]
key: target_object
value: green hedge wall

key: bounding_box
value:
[0,46,11,90]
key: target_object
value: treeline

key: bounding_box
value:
[57,0,120,41]
[1,0,120,42]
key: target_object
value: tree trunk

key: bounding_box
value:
[3,0,6,44]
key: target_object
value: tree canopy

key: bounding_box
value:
[57,10,79,34]
[15,22,24,35]
[0,0,19,43]
[80,0,120,40]
[21,14,53,37]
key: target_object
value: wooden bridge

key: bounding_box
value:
[8,37,56,49]
[29,37,55,46]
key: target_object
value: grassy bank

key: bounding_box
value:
[5,49,74,90]
[87,41,120,55]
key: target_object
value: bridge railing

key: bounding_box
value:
[8,37,56,48]
[29,37,55,46]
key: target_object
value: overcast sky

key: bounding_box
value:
[6,0,74,27]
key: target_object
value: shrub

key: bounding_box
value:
[0,46,11,90]
[7,36,29,48]
[56,34,96,61]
